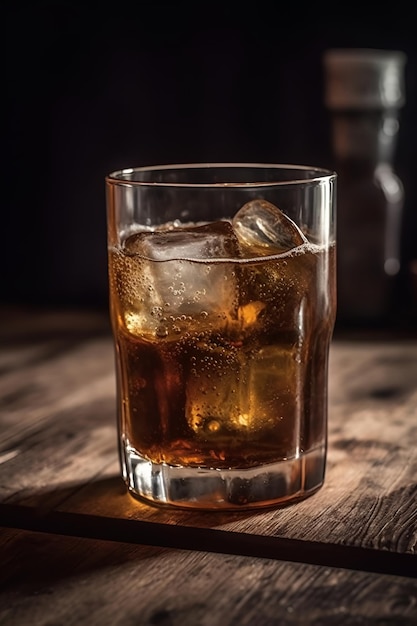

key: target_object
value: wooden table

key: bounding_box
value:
[1,306,416,625]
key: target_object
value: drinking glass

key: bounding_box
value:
[106,163,336,510]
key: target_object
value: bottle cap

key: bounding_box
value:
[323,48,407,110]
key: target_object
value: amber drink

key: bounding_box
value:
[106,164,336,509]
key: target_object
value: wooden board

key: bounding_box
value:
[1,308,416,579]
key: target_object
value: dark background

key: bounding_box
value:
[5,3,417,320]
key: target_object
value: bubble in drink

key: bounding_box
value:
[232,199,314,339]
[114,221,241,340]
[232,199,307,257]
[108,204,335,471]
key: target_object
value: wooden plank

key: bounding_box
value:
[0,308,114,444]
[1,527,416,626]
[1,503,414,578]
[1,311,416,572]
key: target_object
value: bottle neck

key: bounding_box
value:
[330,110,400,170]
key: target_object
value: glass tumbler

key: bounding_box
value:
[106,164,336,510]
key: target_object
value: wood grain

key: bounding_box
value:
[1,309,416,578]
[1,528,416,626]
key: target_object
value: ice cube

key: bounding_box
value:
[124,221,240,260]
[185,339,245,438]
[230,200,315,341]
[120,221,241,339]
[185,341,300,460]
[232,199,307,257]
[241,345,301,456]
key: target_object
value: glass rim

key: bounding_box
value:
[106,163,336,188]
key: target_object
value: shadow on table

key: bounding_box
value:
[1,474,416,580]
[2,473,275,530]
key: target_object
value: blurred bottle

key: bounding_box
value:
[323,48,407,329]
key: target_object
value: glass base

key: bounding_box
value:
[122,443,326,510]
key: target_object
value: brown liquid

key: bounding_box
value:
[109,227,335,471]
